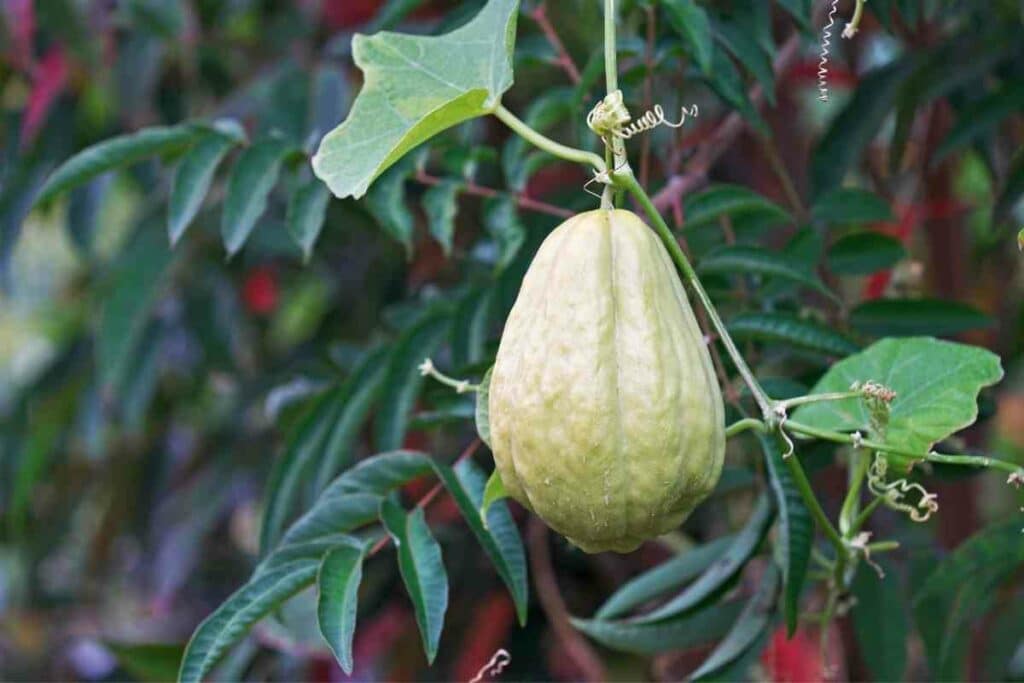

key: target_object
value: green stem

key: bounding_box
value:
[603,0,628,205]
[778,391,860,411]
[844,0,868,38]
[839,448,871,537]
[784,452,846,553]
[866,541,900,554]
[850,494,885,535]
[725,418,766,438]
[785,419,1024,478]
[494,105,606,173]
[618,171,774,417]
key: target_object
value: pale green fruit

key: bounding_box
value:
[488,209,725,553]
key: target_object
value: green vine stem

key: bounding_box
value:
[603,0,629,207]
[493,104,606,173]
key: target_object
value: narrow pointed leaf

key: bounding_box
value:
[169,127,242,244]
[632,496,774,623]
[480,467,509,522]
[663,0,713,72]
[221,139,290,256]
[475,367,493,447]
[850,299,992,337]
[727,312,860,356]
[760,434,811,636]
[379,500,448,663]
[698,245,836,301]
[827,232,906,275]
[364,159,415,255]
[287,178,331,262]
[683,184,791,230]
[572,602,744,655]
[317,543,368,674]
[811,188,894,225]
[178,560,319,683]
[311,0,520,199]
[690,564,781,680]
[596,535,736,619]
[35,124,201,206]
[422,180,461,255]
[852,561,907,681]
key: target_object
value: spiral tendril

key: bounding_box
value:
[818,0,841,102]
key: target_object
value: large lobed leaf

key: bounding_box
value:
[793,337,1003,455]
[312,0,520,199]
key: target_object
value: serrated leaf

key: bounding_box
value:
[811,188,894,225]
[178,560,319,683]
[690,564,780,681]
[379,499,448,664]
[317,543,368,674]
[632,496,774,623]
[760,434,811,636]
[260,388,346,555]
[374,312,451,451]
[793,337,1004,455]
[698,245,836,301]
[827,232,906,275]
[312,0,520,199]
[169,128,241,245]
[727,313,860,357]
[480,467,509,523]
[314,346,392,492]
[596,535,736,620]
[572,601,743,655]
[287,179,331,262]
[35,124,202,206]
[850,299,992,337]
[475,367,493,447]
[422,180,461,255]
[221,139,290,256]
[684,184,791,230]
[663,0,713,73]
[446,460,528,625]
[852,561,907,681]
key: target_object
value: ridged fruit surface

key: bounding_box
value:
[488,209,725,553]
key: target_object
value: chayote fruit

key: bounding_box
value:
[488,209,725,553]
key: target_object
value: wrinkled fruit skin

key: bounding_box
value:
[489,209,725,553]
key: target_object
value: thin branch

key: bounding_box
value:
[530,2,582,84]
[527,518,608,682]
[415,170,574,219]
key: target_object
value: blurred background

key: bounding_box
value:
[1,0,1023,681]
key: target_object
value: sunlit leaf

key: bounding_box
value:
[312,0,520,199]
[793,337,1003,455]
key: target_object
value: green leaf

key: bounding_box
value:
[760,434,811,636]
[632,496,774,623]
[595,535,736,619]
[97,227,175,390]
[827,232,906,275]
[775,0,812,31]
[221,139,290,256]
[107,642,186,683]
[374,312,451,451]
[793,337,1004,454]
[811,188,894,225]
[689,564,780,681]
[280,493,384,547]
[913,519,1024,675]
[713,18,775,105]
[451,288,494,368]
[178,560,319,683]
[852,561,907,682]
[379,499,449,664]
[314,346,392,492]
[484,196,526,270]
[260,388,346,555]
[480,467,509,522]
[704,47,769,135]
[422,180,461,255]
[168,123,245,245]
[812,59,914,197]
[727,313,860,357]
[35,124,203,206]
[317,543,368,675]
[683,184,791,230]
[850,299,992,337]
[287,179,331,262]
[364,158,416,256]
[572,601,743,655]
[447,460,528,625]
[663,0,713,73]
[312,0,520,199]
[697,245,836,301]
[475,367,493,447]
[934,85,1024,163]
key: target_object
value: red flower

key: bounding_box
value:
[242,266,279,316]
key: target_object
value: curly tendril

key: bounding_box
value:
[867,452,939,522]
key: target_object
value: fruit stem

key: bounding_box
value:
[493,105,607,173]
[617,170,775,418]
[725,418,766,438]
